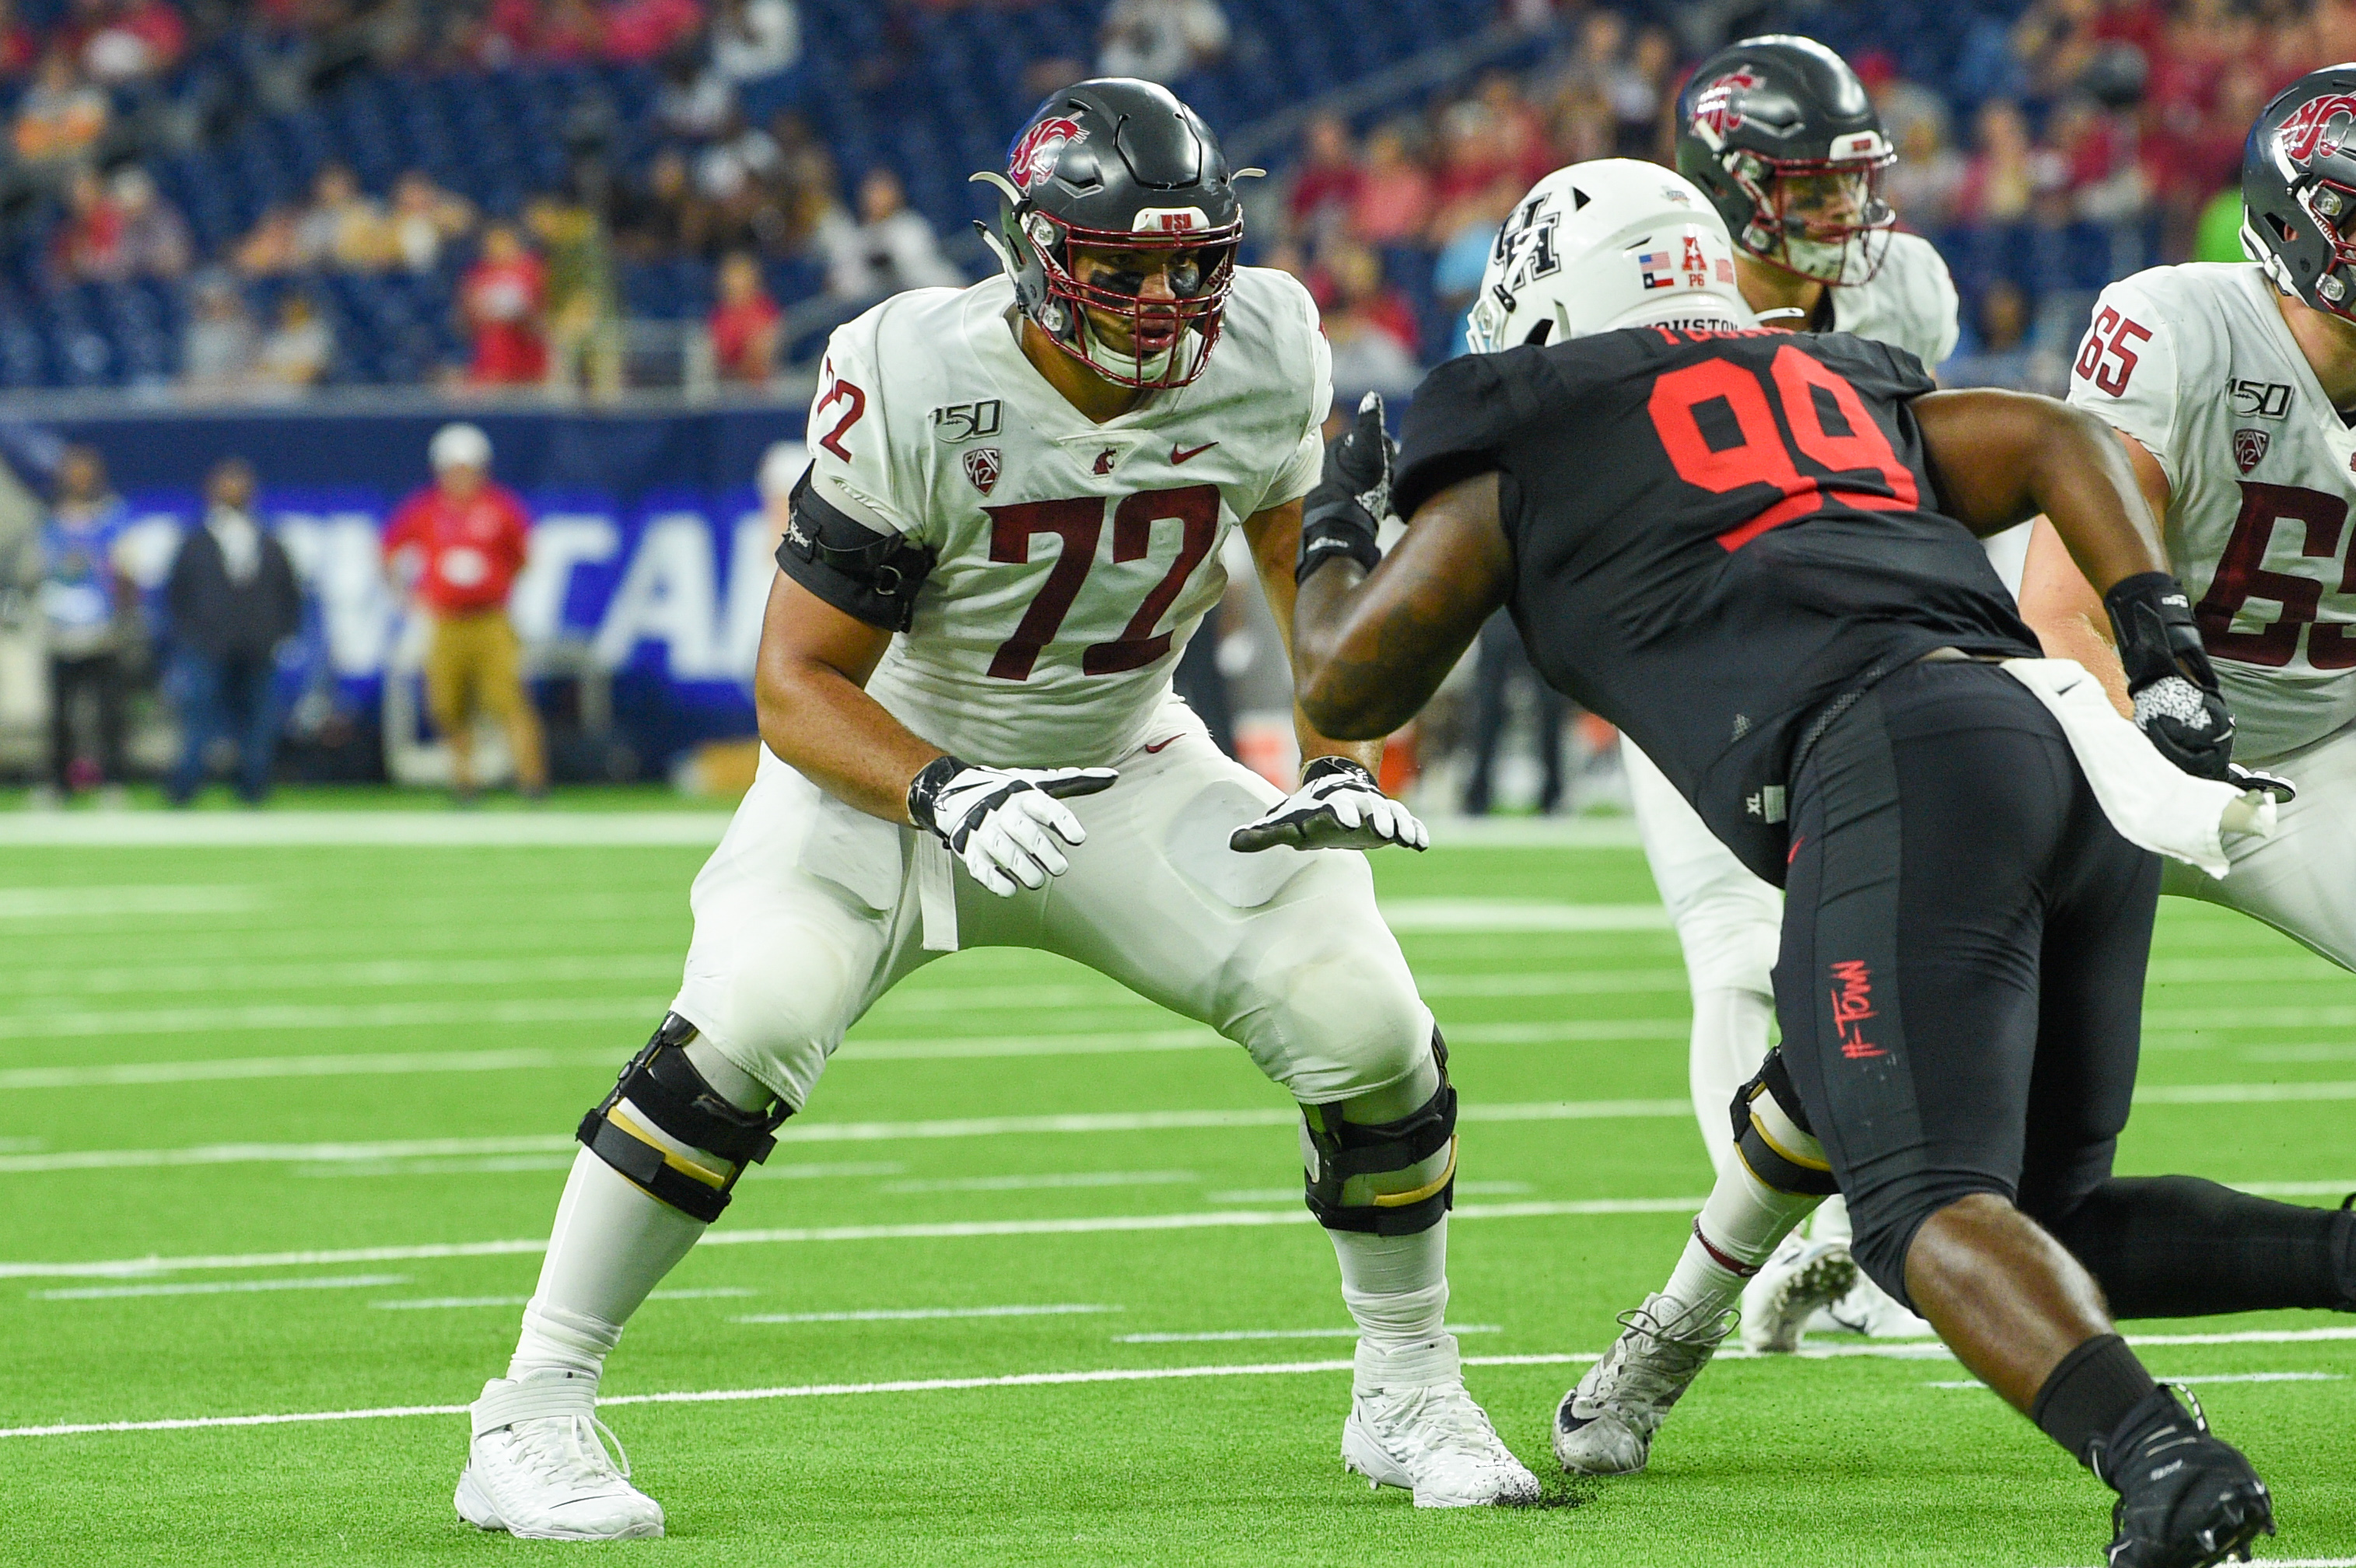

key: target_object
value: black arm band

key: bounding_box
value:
[2102,571,2211,692]
[1296,514,1382,585]
[775,465,936,632]
[905,754,964,837]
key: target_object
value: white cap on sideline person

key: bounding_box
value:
[430,422,493,473]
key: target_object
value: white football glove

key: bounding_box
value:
[907,756,1118,896]
[1229,756,1429,854]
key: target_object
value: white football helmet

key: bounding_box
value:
[1465,159,1756,352]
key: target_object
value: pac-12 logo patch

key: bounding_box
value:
[963,447,1002,495]
[2235,428,2270,473]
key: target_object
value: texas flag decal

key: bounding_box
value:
[1637,250,1677,290]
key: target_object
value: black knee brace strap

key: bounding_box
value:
[577,1013,792,1223]
[1301,1034,1457,1236]
[1729,1048,1837,1199]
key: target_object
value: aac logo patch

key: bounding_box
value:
[2235,429,2270,474]
[963,447,1002,495]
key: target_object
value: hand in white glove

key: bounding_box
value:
[907,756,1118,896]
[1228,756,1429,854]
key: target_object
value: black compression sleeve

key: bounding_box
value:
[2041,1175,2356,1318]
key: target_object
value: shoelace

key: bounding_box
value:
[504,1412,635,1492]
[1592,1303,1734,1414]
[1367,1383,1516,1468]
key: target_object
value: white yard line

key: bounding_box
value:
[0,1101,1693,1167]
[30,1274,408,1300]
[0,810,1644,851]
[877,1171,1197,1194]
[0,1353,1595,1440]
[0,1196,1710,1279]
[731,1304,1118,1324]
[1112,1325,1500,1343]
[0,812,736,848]
[1378,901,1670,932]
[372,1287,753,1311]
[1929,1372,2340,1389]
[0,885,261,918]
[0,1013,1685,1074]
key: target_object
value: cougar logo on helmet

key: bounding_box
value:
[1689,69,1763,150]
[1009,117,1085,193]
[2279,94,2356,168]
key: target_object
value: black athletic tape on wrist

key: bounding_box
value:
[905,754,964,835]
[2102,571,2212,693]
[1300,755,1375,787]
[1295,520,1382,585]
[2032,1333,2160,1471]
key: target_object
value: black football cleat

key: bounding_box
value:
[2090,1386,2274,1568]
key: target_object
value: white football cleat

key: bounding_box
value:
[1738,1234,1857,1353]
[1812,1273,1935,1338]
[1341,1335,1542,1507]
[455,1371,665,1541]
[1552,1292,1734,1475]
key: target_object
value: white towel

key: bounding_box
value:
[1999,658,2277,880]
[915,831,960,952]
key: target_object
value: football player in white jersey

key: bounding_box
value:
[1616,35,1964,1349]
[449,81,1539,1540]
[2017,68,2356,978]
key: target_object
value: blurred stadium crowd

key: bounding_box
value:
[0,0,2328,397]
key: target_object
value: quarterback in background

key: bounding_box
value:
[450,79,1537,1542]
[2020,66,2356,975]
[1612,35,1964,1348]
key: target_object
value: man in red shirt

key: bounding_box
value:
[460,224,549,386]
[382,423,547,800]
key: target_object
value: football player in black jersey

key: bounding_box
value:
[1286,163,2353,1568]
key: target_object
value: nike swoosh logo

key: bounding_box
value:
[1171,441,1218,464]
[1143,737,1181,753]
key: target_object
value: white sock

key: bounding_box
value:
[1661,1163,1822,1318]
[1332,1219,1450,1354]
[1687,987,1777,1181]
[1810,1193,1854,1243]
[507,1147,708,1385]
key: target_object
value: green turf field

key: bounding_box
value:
[1,814,2351,1566]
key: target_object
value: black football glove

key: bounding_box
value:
[2104,572,2235,782]
[1229,756,1430,853]
[1296,391,1393,585]
[907,755,1118,896]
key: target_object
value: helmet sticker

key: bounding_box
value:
[1689,69,1763,152]
[1131,206,1210,233]
[2277,93,2356,170]
[1009,116,1086,194]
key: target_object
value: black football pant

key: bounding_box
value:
[1776,660,2354,1318]
[48,650,127,791]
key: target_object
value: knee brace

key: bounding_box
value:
[1728,1048,1837,1199]
[577,1013,792,1223]
[1300,1033,1456,1236]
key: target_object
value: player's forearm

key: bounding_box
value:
[2033,611,2135,718]
[2019,404,2172,593]
[1245,508,1383,769]
[754,658,943,824]
[1294,562,1441,739]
